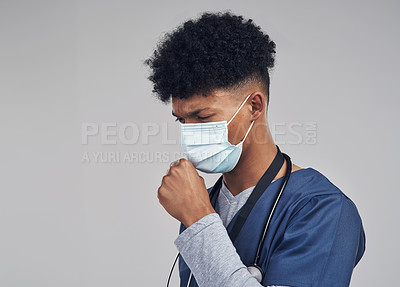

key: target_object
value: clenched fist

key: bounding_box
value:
[157,158,216,228]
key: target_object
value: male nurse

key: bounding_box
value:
[145,11,365,287]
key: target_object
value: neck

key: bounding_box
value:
[222,122,288,196]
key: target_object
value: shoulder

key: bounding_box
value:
[287,167,342,197]
[265,168,366,286]
[282,167,363,228]
[284,167,351,207]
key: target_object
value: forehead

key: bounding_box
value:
[172,92,232,117]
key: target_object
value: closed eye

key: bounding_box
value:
[197,114,215,121]
[175,117,185,123]
[197,116,211,120]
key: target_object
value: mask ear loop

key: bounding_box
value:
[227,93,252,125]
[241,120,255,143]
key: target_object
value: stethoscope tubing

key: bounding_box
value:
[254,153,292,265]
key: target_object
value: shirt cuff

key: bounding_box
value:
[174,212,220,248]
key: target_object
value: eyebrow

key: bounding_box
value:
[172,107,210,118]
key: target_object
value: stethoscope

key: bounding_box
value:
[166,145,292,286]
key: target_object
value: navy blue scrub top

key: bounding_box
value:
[178,167,366,287]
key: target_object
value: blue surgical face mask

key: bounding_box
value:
[180,94,254,173]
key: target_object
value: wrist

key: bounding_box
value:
[183,207,216,228]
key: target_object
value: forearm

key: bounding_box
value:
[174,213,285,287]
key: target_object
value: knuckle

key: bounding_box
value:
[180,158,189,166]
[163,175,171,184]
[169,165,177,173]
[157,186,165,198]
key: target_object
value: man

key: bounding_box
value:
[145,11,365,287]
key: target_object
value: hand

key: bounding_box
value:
[157,158,216,227]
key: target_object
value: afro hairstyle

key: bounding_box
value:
[144,11,276,105]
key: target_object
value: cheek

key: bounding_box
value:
[227,129,239,145]
[227,120,247,145]
[227,105,255,144]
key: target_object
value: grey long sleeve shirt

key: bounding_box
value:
[174,179,288,287]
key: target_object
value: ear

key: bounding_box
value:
[249,92,266,121]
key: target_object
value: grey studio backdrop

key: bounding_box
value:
[0,1,398,286]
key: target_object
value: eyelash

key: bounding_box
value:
[175,115,211,122]
[197,116,211,120]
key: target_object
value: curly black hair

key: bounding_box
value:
[144,11,276,105]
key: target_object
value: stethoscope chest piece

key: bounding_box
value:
[247,264,263,283]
